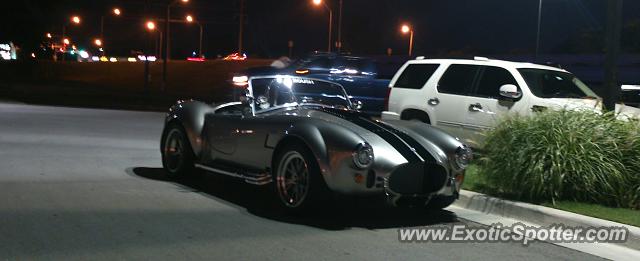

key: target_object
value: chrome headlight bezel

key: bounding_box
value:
[454,145,473,170]
[352,143,374,169]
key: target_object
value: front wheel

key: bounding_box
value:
[424,195,456,210]
[273,143,328,212]
[161,124,195,178]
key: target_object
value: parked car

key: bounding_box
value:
[161,75,472,211]
[382,57,640,148]
[223,52,247,61]
[621,84,640,107]
[233,53,391,116]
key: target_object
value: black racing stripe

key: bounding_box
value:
[375,121,434,163]
[317,108,422,163]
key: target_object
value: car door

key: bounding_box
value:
[430,64,481,139]
[462,66,529,147]
[203,112,243,163]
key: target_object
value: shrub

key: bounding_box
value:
[478,109,640,209]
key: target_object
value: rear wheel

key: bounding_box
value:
[161,124,195,178]
[401,110,431,124]
[273,143,328,212]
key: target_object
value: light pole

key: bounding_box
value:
[61,16,81,61]
[163,0,190,91]
[603,0,624,111]
[186,15,204,58]
[238,0,245,54]
[535,0,542,62]
[147,21,163,59]
[337,0,343,52]
[312,0,333,53]
[401,24,414,56]
[100,7,122,55]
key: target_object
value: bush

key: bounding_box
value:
[478,109,640,209]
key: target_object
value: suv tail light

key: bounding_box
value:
[383,87,392,111]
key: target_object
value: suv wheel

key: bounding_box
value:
[401,110,430,124]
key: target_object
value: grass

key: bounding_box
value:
[478,109,640,209]
[463,164,640,227]
[543,201,640,227]
[462,164,483,192]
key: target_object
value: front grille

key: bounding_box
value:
[387,163,449,195]
[423,163,448,193]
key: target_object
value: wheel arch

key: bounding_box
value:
[400,108,431,124]
[163,100,215,157]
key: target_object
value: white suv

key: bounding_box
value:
[382,57,640,148]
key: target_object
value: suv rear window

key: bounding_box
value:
[393,64,440,89]
[473,66,518,99]
[437,64,480,95]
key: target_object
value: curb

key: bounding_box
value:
[453,189,640,250]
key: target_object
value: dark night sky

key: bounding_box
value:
[1,0,639,58]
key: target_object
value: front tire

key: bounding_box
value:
[273,142,328,212]
[424,195,456,210]
[161,124,195,178]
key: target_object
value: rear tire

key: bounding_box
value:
[401,110,431,124]
[161,124,196,178]
[273,142,328,213]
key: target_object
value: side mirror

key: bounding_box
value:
[352,100,363,110]
[499,84,522,99]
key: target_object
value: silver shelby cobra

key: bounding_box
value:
[161,76,472,210]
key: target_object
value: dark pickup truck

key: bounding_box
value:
[233,53,391,116]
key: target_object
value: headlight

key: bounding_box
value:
[353,143,374,169]
[454,145,473,170]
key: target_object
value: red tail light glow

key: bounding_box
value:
[384,87,392,111]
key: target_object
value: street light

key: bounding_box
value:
[312,0,333,53]
[100,7,122,56]
[94,39,102,47]
[146,21,156,31]
[46,33,52,38]
[62,15,81,52]
[63,38,70,45]
[186,14,204,58]
[146,21,163,59]
[165,0,190,62]
[162,0,190,92]
[401,24,414,56]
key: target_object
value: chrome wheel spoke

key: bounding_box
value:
[163,129,185,173]
[277,151,310,208]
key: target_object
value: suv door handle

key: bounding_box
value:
[468,103,483,112]
[427,98,440,106]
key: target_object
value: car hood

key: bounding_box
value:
[294,106,463,164]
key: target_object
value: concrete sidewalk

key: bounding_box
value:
[453,189,640,251]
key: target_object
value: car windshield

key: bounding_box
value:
[518,68,600,99]
[251,77,351,112]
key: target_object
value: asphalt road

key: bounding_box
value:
[0,101,604,260]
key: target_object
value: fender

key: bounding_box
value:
[270,119,366,192]
[165,100,215,156]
